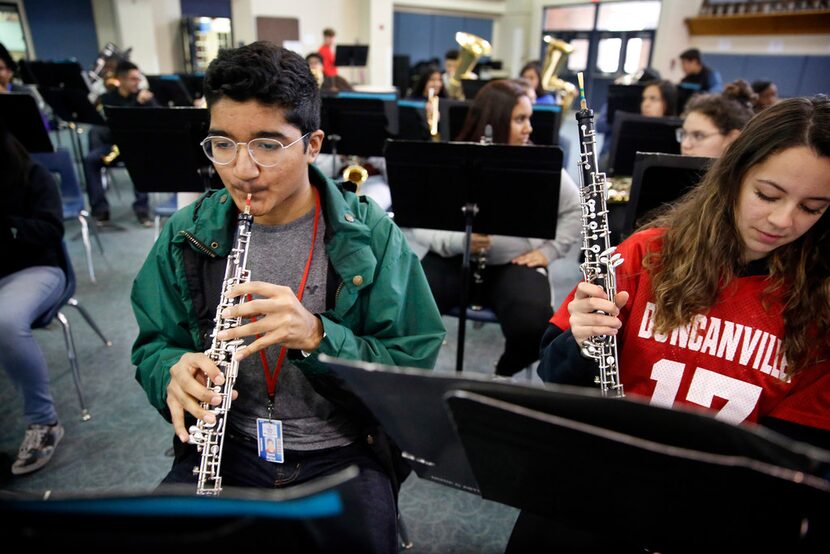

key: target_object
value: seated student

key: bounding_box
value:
[677,48,723,112]
[405,80,581,377]
[131,42,444,554]
[83,60,158,225]
[0,121,66,476]
[640,79,678,118]
[442,49,461,99]
[305,52,352,93]
[752,80,780,112]
[519,61,555,105]
[678,80,755,158]
[526,96,830,549]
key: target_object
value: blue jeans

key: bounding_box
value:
[84,125,149,218]
[162,433,398,553]
[0,266,65,425]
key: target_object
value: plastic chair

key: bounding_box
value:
[30,150,104,283]
[32,241,112,421]
[153,193,178,240]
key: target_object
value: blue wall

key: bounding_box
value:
[180,0,231,18]
[24,0,99,67]
[705,53,830,98]
[394,12,493,67]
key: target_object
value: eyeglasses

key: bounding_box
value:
[200,133,309,167]
[676,128,720,144]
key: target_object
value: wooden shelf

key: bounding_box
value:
[685,9,830,35]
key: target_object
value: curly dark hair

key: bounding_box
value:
[682,84,755,135]
[204,41,320,145]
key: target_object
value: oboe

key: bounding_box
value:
[189,194,253,495]
[574,73,624,398]
[469,125,494,311]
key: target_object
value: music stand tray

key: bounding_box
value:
[0,93,53,152]
[334,45,369,67]
[146,75,194,107]
[104,106,214,193]
[622,152,711,236]
[320,94,398,158]
[0,466,373,550]
[447,390,830,552]
[40,87,105,127]
[607,112,682,177]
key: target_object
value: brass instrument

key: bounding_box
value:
[342,156,368,193]
[310,66,324,89]
[427,87,440,140]
[447,32,492,100]
[102,144,120,165]
[540,36,578,112]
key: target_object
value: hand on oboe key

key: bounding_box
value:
[568,282,629,346]
[217,281,325,360]
[167,352,238,443]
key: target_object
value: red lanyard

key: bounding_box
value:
[251,187,321,403]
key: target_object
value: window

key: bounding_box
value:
[567,38,591,72]
[0,4,29,61]
[624,37,652,74]
[543,5,596,31]
[596,38,622,73]
[597,1,662,31]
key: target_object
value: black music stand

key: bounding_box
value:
[146,75,194,107]
[334,44,369,69]
[319,355,579,493]
[461,78,490,101]
[529,105,561,146]
[385,139,562,373]
[21,60,89,90]
[444,99,470,142]
[104,106,215,193]
[396,99,431,141]
[320,94,398,177]
[0,93,53,152]
[622,152,711,237]
[0,466,374,551]
[606,83,645,126]
[607,112,682,177]
[176,72,205,100]
[447,390,830,552]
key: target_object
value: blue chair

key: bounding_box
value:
[32,242,112,421]
[153,193,178,240]
[30,150,104,283]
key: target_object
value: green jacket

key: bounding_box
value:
[131,164,445,412]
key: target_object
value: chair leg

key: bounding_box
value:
[398,511,414,550]
[56,311,91,421]
[81,209,106,256]
[67,297,113,346]
[77,214,97,283]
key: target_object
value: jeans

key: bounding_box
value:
[0,266,66,425]
[84,125,149,218]
[162,434,398,553]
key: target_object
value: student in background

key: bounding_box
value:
[519,61,555,105]
[0,121,66,476]
[678,80,755,158]
[752,80,780,112]
[318,28,338,77]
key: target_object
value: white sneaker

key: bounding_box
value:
[11,422,64,475]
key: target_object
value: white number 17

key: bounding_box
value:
[649,359,763,424]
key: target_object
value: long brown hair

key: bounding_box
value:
[456,80,527,144]
[644,95,830,372]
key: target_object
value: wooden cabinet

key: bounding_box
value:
[685,9,830,35]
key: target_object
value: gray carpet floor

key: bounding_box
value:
[0,120,583,552]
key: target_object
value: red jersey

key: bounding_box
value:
[551,228,830,431]
[318,45,337,77]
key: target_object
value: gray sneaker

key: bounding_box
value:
[11,423,64,475]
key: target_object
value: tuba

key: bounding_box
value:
[447,32,492,100]
[540,36,577,113]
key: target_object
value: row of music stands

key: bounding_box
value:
[322,356,830,552]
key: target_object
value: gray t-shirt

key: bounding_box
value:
[227,208,359,450]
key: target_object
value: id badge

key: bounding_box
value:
[256,418,284,463]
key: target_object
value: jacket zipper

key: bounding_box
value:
[179,230,217,258]
[335,280,345,303]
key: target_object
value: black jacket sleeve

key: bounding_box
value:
[537,323,597,387]
[3,163,63,250]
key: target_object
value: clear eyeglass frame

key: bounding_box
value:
[675,128,720,144]
[200,132,310,167]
